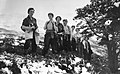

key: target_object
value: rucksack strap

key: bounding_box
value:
[46,21,55,31]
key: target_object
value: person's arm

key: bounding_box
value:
[61,24,64,32]
[21,25,32,31]
[33,19,38,30]
[53,22,58,33]
[21,18,32,31]
[70,28,73,41]
[67,26,71,34]
[74,34,77,42]
[60,24,65,35]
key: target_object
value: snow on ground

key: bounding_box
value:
[0,52,94,74]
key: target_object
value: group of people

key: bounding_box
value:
[21,8,93,62]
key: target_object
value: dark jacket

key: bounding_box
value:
[84,40,93,54]
[21,15,38,32]
[56,23,64,33]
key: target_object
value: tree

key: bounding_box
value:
[74,0,120,73]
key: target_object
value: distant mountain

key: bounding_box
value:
[0,28,19,35]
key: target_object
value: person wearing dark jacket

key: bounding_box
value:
[74,28,83,58]
[83,36,93,62]
[70,25,76,52]
[21,8,38,56]
[63,19,71,52]
[55,16,64,53]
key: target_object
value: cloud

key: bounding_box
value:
[0,13,24,31]
[0,0,90,34]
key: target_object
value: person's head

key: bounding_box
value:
[63,19,68,26]
[55,16,62,22]
[71,25,75,30]
[28,8,35,17]
[48,13,54,20]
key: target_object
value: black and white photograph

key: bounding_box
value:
[0,0,120,74]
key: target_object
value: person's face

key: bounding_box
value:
[56,17,61,22]
[63,21,67,26]
[76,29,79,33]
[71,27,75,30]
[48,15,53,20]
[28,9,35,17]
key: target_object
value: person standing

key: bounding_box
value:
[21,8,38,56]
[74,28,83,58]
[55,16,64,53]
[70,25,76,52]
[63,19,71,52]
[42,13,58,56]
[82,36,93,62]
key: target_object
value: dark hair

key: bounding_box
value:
[28,8,34,14]
[48,13,54,17]
[71,25,75,28]
[55,16,62,20]
[63,19,68,22]
[75,28,80,31]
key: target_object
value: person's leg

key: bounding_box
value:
[71,38,76,52]
[51,37,57,54]
[30,31,36,56]
[63,35,66,51]
[76,44,79,57]
[24,39,30,55]
[77,42,81,58]
[23,39,33,56]
[83,49,87,60]
[81,43,84,58]
[57,35,64,53]
[79,42,84,58]
[87,53,92,62]
[66,34,71,52]
[70,39,73,51]
[42,33,51,56]
[63,35,68,52]
[56,35,60,53]
[31,38,37,55]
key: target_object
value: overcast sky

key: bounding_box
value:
[0,0,90,33]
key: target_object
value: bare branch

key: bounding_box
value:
[84,17,103,38]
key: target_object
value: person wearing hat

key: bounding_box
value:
[42,13,58,56]
[55,16,64,53]
[63,19,71,52]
